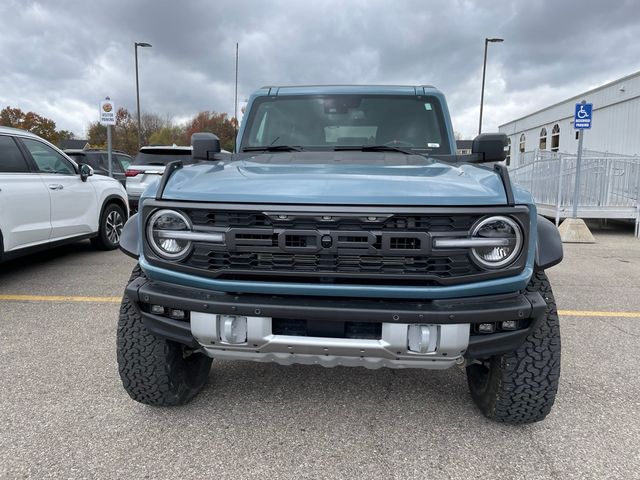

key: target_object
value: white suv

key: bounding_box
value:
[125,145,193,212]
[0,127,129,261]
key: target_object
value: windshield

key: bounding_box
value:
[132,149,192,166]
[240,94,451,154]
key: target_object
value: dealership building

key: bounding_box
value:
[499,70,640,166]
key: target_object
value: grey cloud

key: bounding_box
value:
[0,0,639,139]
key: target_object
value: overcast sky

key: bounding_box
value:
[1,0,639,139]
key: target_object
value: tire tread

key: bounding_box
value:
[116,265,212,406]
[468,270,561,424]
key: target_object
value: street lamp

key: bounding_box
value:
[478,37,503,135]
[134,42,152,149]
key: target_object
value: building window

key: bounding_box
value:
[551,124,560,152]
[519,133,525,153]
[539,127,547,150]
[506,138,511,164]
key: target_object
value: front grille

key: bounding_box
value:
[189,248,478,277]
[143,204,529,286]
[180,209,483,284]
[187,210,272,228]
[184,208,477,232]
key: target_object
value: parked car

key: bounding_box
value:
[0,126,129,261]
[116,85,563,424]
[124,145,193,212]
[64,149,133,188]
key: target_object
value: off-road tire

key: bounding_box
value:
[92,202,125,250]
[117,265,212,406]
[466,271,561,424]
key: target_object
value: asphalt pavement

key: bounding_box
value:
[1,221,639,479]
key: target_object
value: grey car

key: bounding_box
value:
[64,149,133,188]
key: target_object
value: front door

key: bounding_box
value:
[0,135,51,251]
[20,138,98,241]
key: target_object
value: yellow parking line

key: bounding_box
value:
[0,294,120,303]
[0,295,638,318]
[558,310,640,318]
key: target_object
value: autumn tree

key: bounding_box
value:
[140,112,169,146]
[183,111,237,151]
[86,107,139,155]
[86,122,107,148]
[149,125,186,146]
[0,106,66,144]
[57,130,75,142]
[84,108,238,154]
[0,107,24,126]
[114,108,139,154]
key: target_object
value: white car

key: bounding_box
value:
[0,126,129,261]
[125,144,231,211]
[124,145,193,212]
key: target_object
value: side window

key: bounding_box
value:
[97,154,109,170]
[116,155,131,172]
[0,135,30,173]
[539,127,547,150]
[65,153,86,167]
[21,138,76,175]
[551,124,560,152]
[107,154,122,173]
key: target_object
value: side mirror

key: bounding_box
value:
[471,133,508,163]
[80,163,94,182]
[191,132,221,160]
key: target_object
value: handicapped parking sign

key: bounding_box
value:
[574,103,593,129]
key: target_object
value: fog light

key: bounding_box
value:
[407,324,437,354]
[501,320,518,330]
[219,315,247,344]
[168,309,186,320]
[150,305,165,315]
[477,323,495,334]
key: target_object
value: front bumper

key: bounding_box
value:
[125,276,547,369]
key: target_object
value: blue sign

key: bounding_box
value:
[574,103,593,129]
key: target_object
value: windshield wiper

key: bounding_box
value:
[334,144,414,155]
[242,145,304,152]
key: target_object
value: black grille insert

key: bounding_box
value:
[272,318,382,339]
[184,209,478,232]
[189,248,478,277]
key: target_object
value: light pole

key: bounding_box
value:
[134,42,152,149]
[478,37,503,135]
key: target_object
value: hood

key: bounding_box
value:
[157,152,508,206]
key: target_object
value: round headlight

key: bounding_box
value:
[146,209,192,260]
[470,216,523,268]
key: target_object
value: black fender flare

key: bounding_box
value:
[99,194,129,225]
[535,215,563,270]
[119,213,140,259]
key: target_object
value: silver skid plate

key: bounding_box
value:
[191,313,469,370]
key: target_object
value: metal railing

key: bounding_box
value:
[509,149,640,237]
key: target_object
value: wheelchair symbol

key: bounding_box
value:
[577,105,589,119]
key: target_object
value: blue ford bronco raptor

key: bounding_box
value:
[117,85,563,424]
